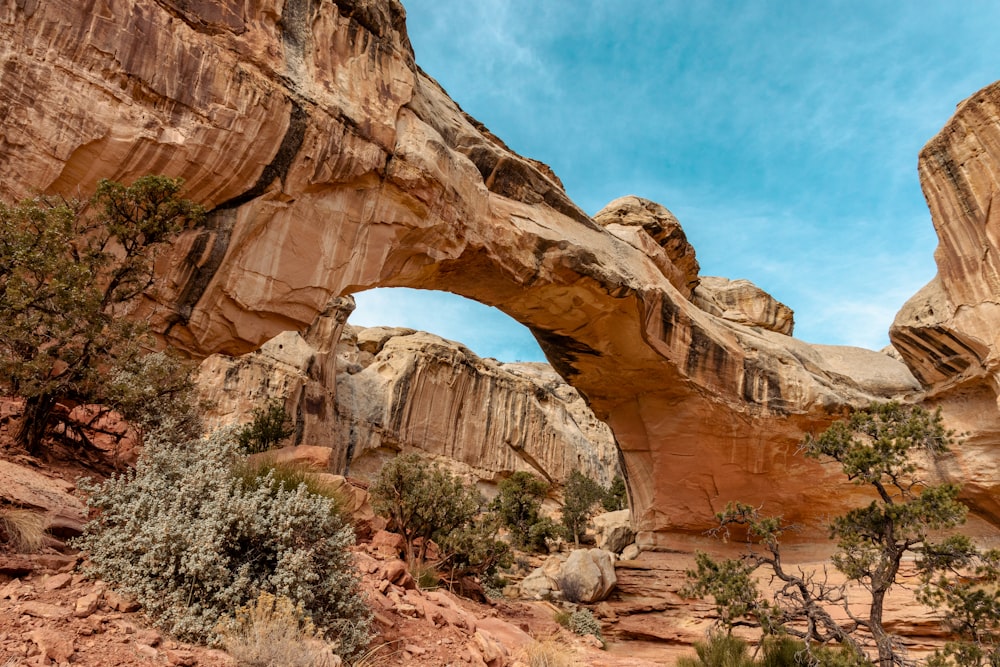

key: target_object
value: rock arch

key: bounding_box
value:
[0,0,961,547]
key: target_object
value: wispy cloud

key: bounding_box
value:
[395,0,1000,359]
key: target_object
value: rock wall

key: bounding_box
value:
[891,82,1000,526]
[197,316,621,490]
[1,0,997,547]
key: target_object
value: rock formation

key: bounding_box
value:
[1,0,997,548]
[197,313,622,489]
[693,276,794,335]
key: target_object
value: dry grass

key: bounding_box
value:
[521,637,574,667]
[0,507,46,553]
[220,592,339,667]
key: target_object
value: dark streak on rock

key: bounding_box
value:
[741,359,786,413]
[216,102,309,211]
[534,329,600,383]
[685,324,729,379]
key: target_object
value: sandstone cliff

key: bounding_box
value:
[1,0,994,548]
[197,307,621,490]
[891,82,1000,525]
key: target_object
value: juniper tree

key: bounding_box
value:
[687,402,994,667]
[0,176,203,453]
[561,469,606,547]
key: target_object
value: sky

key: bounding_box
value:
[351,1,1000,363]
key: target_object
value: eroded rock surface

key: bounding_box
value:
[693,276,794,335]
[198,318,622,489]
[891,81,1000,524]
[0,0,988,547]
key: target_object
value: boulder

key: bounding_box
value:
[693,276,794,335]
[558,549,617,603]
[592,509,635,554]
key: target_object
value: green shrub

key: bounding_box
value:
[677,633,753,667]
[370,452,481,565]
[236,398,295,454]
[602,475,628,512]
[233,458,345,508]
[568,608,602,642]
[678,633,870,667]
[76,426,371,659]
[493,471,557,551]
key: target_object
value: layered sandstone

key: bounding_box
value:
[197,317,621,489]
[693,276,794,335]
[890,82,1000,524]
[0,0,991,548]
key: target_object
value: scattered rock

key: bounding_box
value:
[42,572,73,591]
[105,589,141,612]
[21,600,70,619]
[621,544,641,561]
[74,592,101,618]
[28,627,74,663]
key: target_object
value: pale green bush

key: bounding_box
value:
[76,426,371,659]
[568,608,602,642]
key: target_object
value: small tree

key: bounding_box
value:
[686,402,990,667]
[602,474,628,512]
[493,471,557,551]
[0,177,203,454]
[236,398,295,454]
[561,470,605,547]
[369,452,481,566]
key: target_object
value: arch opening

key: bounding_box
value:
[350,287,546,363]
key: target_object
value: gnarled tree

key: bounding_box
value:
[0,176,203,454]
[687,402,992,667]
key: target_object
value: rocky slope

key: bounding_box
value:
[1,0,998,551]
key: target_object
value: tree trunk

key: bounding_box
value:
[870,588,894,667]
[14,393,56,455]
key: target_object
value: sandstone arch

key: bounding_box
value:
[2,0,982,547]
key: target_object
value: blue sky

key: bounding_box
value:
[351,1,1000,363]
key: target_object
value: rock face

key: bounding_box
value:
[693,276,794,335]
[0,0,990,546]
[198,319,622,488]
[891,81,1000,524]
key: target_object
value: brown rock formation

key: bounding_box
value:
[890,81,1000,525]
[0,0,971,547]
[594,196,700,298]
[198,317,622,488]
[693,276,794,335]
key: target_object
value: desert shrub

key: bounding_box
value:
[678,633,870,667]
[76,426,371,659]
[677,633,753,667]
[233,458,345,507]
[438,511,511,583]
[220,591,339,667]
[0,507,46,553]
[236,398,295,454]
[493,471,557,551]
[567,608,602,641]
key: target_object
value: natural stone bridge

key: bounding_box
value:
[3,0,999,547]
